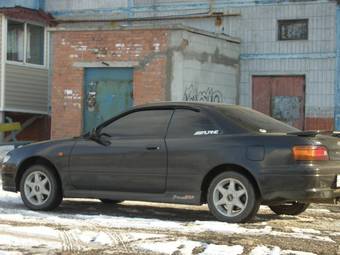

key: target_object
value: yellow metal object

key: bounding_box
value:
[0,122,21,132]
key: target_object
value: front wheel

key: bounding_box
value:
[20,165,62,210]
[207,171,260,223]
[269,202,309,216]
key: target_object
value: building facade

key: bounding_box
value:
[50,26,240,138]
[0,6,52,141]
[0,0,339,139]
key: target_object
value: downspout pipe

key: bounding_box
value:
[335,4,340,130]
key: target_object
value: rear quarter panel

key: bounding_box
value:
[166,133,315,197]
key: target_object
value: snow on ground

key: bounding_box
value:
[0,251,23,255]
[250,245,317,255]
[0,179,339,254]
[138,239,244,255]
[0,184,334,243]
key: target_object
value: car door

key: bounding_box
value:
[165,109,223,193]
[69,109,173,193]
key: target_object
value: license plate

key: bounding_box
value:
[337,175,340,188]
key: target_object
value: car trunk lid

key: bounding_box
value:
[288,131,340,161]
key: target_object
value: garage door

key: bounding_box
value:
[252,76,305,130]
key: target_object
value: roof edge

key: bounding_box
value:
[48,23,240,43]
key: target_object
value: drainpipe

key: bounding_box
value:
[37,0,45,10]
[335,4,340,130]
[0,111,4,142]
[209,0,214,14]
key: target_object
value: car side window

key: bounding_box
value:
[101,109,173,138]
[167,109,221,138]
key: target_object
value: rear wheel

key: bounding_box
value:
[99,199,123,204]
[20,165,62,210]
[269,202,309,216]
[207,171,260,223]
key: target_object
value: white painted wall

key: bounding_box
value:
[169,30,240,104]
[177,1,337,119]
[129,1,336,119]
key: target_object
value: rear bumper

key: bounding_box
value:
[259,164,340,204]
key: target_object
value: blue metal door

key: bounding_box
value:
[84,68,133,132]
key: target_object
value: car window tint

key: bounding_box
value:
[101,110,173,138]
[167,109,221,138]
[217,106,300,133]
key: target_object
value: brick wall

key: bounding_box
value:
[51,29,169,139]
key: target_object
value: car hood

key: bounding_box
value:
[8,137,78,158]
[22,138,76,148]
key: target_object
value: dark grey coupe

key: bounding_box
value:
[2,102,340,223]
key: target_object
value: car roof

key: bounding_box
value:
[132,101,244,111]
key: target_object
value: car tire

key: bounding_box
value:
[269,202,309,216]
[99,199,123,204]
[20,165,62,211]
[207,171,260,223]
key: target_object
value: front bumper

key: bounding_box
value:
[260,163,340,204]
[1,162,18,192]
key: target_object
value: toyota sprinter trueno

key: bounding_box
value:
[2,102,340,223]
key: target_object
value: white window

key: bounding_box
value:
[7,20,25,62]
[7,20,46,66]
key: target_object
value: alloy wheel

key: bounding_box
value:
[213,178,248,217]
[24,171,51,206]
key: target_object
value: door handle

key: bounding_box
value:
[146,146,160,151]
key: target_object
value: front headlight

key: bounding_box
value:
[2,154,11,163]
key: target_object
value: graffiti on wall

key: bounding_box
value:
[183,84,224,103]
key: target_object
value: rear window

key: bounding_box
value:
[217,106,300,134]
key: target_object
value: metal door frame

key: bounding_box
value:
[83,67,134,132]
[251,74,306,130]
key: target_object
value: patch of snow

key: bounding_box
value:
[76,230,112,245]
[290,227,321,235]
[199,244,243,255]
[250,245,280,255]
[138,239,243,255]
[306,208,331,213]
[139,239,202,255]
[0,224,61,249]
[250,245,317,255]
[0,251,23,255]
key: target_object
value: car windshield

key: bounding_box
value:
[217,105,300,134]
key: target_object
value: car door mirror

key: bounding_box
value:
[88,128,111,146]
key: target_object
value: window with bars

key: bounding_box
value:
[278,19,308,41]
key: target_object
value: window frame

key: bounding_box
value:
[6,18,48,68]
[99,109,175,139]
[277,19,309,41]
[166,108,223,138]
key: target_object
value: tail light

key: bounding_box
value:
[292,146,329,161]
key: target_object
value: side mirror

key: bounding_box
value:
[89,127,111,146]
[89,127,98,138]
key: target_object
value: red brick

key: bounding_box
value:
[51,29,169,139]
